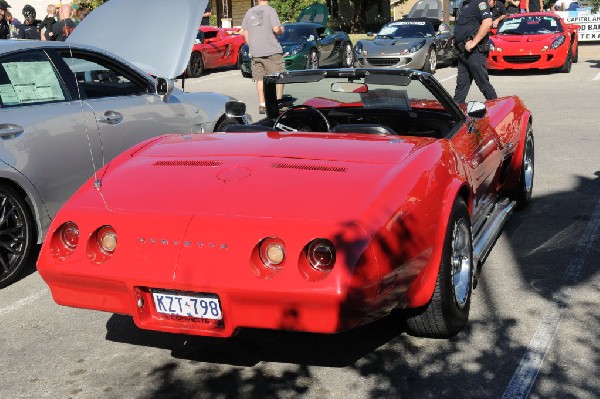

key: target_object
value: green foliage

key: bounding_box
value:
[72,0,108,11]
[269,0,326,23]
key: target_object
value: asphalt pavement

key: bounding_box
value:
[1,44,599,399]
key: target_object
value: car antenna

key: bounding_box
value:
[67,46,104,190]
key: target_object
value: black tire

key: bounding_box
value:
[511,124,534,210]
[187,52,204,78]
[214,116,241,132]
[422,47,437,74]
[405,197,473,338]
[341,42,354,68]
[559,48,572,73]
[236,50,243,70]
[306,49,319,69]
[0,186,35,289]
[572,44,579,63]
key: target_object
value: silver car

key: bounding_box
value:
[0,0,239,288]
[354,18,457,74]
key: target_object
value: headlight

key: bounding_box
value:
[550,35,566,50]
[408,39,426,53]
[355,42,363,55]
[288,43,305,56]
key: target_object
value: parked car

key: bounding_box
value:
[488,12,579,73]
[0,0,241,288]
[38,67,534,339]
[186,26,246,78]
[240,3,353,77]
[354,18,457,73]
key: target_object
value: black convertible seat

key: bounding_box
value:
[332,124,397,135]
[221,124,271,132]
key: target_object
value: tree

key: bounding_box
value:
[348,0,369,33]
[269,0,326,22]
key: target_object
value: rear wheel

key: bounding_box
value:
[187,52,204,78]
[511,124,534,210]
[572,44,579,63]
[405,197,473,338]
[236,50,243,70]
[422,47,437,74]
[0,186,34,289]
[341,42,354,67]
[306,49,319,69]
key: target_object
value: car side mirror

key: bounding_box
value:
[307,34,315,42]
[225,100,246,118]
[467,101,486,119]
[156,78,174,97]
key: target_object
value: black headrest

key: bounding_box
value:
[220,124,271,132]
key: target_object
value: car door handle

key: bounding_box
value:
[97,111,123,125]
[0,124,24,139]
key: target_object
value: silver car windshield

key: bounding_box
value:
[377,22,435,39]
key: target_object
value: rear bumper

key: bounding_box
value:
[44,273,354,338]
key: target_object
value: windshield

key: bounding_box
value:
[377,21,435,39]
[279,26,315,42]
[497,16,563,35]
[277,71,442,111]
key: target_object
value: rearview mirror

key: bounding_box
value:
[331,82,368,93]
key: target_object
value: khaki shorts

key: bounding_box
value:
[251,53,285,81]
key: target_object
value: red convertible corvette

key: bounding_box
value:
[38,68,534,339]
[488,12,579,73]
[186,26,245,78]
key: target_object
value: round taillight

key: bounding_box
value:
[307,239,336,272]
[259,237,285,268]
[97,226,117,254]
[60,222,79,250]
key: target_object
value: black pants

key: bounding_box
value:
[453,50,497,104]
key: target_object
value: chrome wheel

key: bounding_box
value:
[523,134,534,198]
[0,187,34,288]
[307,50,319,69]
[451,219,472,309]
[342,43,354,67]
[428,49,437,73]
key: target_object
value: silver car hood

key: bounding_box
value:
[67,0,207,79]
[362,38,428,53]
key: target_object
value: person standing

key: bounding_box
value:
[50,4,75,41]
[241,0,285,114]
[0,1,10,40]
[201,2,211,25]
[525,0,543,12]
[5,10,21,38]
[453,0,498,104]
[505,0,520,14]
[40,4,56,41]
[488,0,508,28]
[17,4,40,39]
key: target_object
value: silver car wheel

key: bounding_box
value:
[343,43,353,67]
[307,50,319,69]
[451,219,472,309]
[523,133,534,197]
[429,49,437,73]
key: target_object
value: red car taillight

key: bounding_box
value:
[50,222,79,259]
[306,239,336,272]
[87,225,117,263]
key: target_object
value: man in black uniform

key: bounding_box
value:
[0,1,10,40]
[453,0,497,104]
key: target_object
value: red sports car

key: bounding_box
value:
[38,68,534,339]
[488,12,579,73]
[186,26,245,78]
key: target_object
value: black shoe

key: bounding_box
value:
[258,105,266,114]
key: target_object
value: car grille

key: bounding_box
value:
[503,55,541,64]
[366,58,401,66]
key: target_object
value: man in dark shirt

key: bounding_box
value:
[201,3,211,25]
[488,0,508,28]
[454,0,497,104]
[51,4,76,41]
[0,0,11,40]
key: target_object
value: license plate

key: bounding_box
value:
[152,291,222,320]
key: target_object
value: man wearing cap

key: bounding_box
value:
[0,1,11,40]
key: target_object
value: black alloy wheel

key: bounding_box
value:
[187,52,205,78]
[0,186,34,289]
